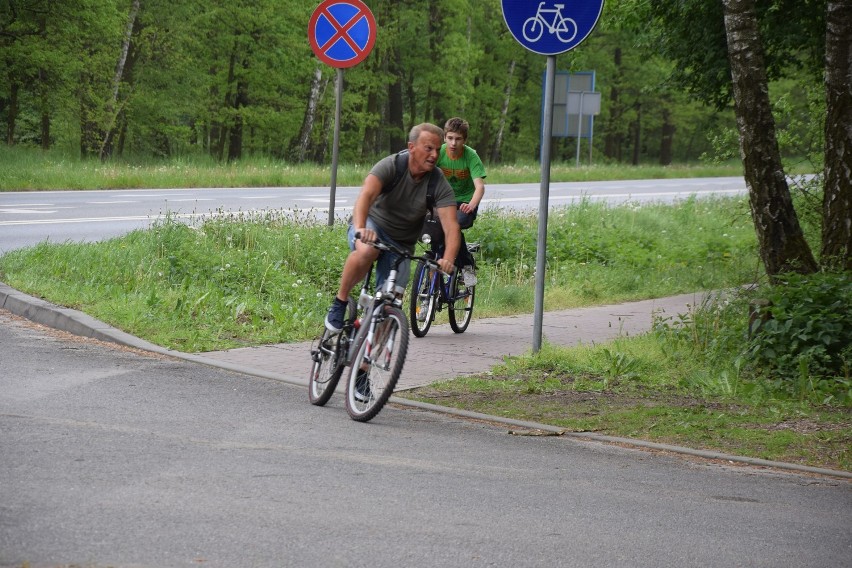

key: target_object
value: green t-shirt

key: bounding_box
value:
[437,144,487,204]
[367,154,456,248]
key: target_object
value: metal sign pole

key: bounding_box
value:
[533,55,556,353]
[500,0,603,353]
[575,91,584,167]
[328,68,343,226]
[309,0,376,226]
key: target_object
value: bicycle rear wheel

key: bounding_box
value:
[409,261,437,338]
[345,305,409,422]
[448,271,475,333]
[308,299,356,406]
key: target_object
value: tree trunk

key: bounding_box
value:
[227,75,248,162]
[604,47,623,161]
[362,90,379,158]
[100,0,140,160]
[490,59,515,164]
[6,79,18,145]
[722,0,818,276]
[215,48,238,161]
[659,106,675,165]
[293,65,324,162]
[80,69,101,157]
[40,108,50,150]
[388,46,404,152]
[38,14,50,150]
[631,103,641,165]
[821,0,852,270]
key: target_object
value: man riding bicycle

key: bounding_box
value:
[325,123,461,333]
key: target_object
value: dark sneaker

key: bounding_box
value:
[354,369,372,403]
[325,298,347,333]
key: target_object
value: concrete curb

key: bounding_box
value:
[2,281,849,481]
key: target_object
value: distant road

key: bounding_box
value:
[0,177,747,253]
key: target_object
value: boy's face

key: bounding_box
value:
[445,131,466,158]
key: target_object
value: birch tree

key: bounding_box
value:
[821,0,852,270]
[722,0,818,275]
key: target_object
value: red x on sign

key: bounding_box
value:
[308,0,377,69]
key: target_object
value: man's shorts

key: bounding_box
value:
[348,218,411,294]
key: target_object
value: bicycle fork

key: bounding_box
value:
[364,312,396,371]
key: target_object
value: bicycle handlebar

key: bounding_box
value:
[354,231,447,273]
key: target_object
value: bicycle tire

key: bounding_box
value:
[409,261,437,338]
[448,271,475,333]
[345,305,409,422]
[308,299,356,406]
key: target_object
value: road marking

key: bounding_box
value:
[0,214,198,226]
[484,188,744,204]
[0,208,59,214]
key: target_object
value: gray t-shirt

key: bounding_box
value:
[368,154,456,248]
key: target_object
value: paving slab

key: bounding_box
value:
[201,292,704,390]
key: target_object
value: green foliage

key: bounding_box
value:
[3,0,820,166]
[471,196,757,288]
[650,273,852,406]
[0,195,760,351]
[747,272,852,401]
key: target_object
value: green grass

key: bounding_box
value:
[1,152,847,474]
[0,145,747,191]
[400,336,851,472]
[0,197,758,351]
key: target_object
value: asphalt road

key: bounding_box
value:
[2,309,850,568]
[0,178,748,252]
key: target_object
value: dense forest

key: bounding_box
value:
[0,0,822,166]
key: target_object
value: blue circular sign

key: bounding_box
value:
[501,0,604,56]
[309,0,376,68]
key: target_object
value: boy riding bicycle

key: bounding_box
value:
[436,117,486,287]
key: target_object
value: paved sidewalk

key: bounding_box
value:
[0,282,703,390]
[204,293,705,390]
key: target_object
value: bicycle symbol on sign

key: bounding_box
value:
[522,2,578,44]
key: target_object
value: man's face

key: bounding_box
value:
[445,131,465,158]
[408,131,442,176]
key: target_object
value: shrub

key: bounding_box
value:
[748,271,852,401]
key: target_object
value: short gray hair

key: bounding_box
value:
[408,123,444,143]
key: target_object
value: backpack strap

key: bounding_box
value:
[382,149,442,217]
[381,150,410,195]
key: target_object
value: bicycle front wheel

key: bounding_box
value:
[409,261,437,338]
[308,299,356,406]
[345,305,409,422]
[448,271,475,333]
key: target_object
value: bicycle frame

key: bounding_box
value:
[535,3,565,32]
[309,231,444,420]
[347,236,440,365]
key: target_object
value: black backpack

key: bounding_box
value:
[381,149,443,213]
[381,150,446,246]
